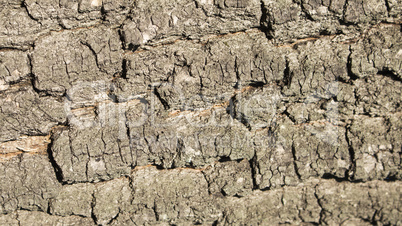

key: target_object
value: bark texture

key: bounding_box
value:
[0,0,401,225]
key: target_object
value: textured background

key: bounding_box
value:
[0,0,401,225]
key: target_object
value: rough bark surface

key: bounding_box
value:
[0,0,401,225]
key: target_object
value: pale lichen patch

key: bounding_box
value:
[91,0,102,7]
